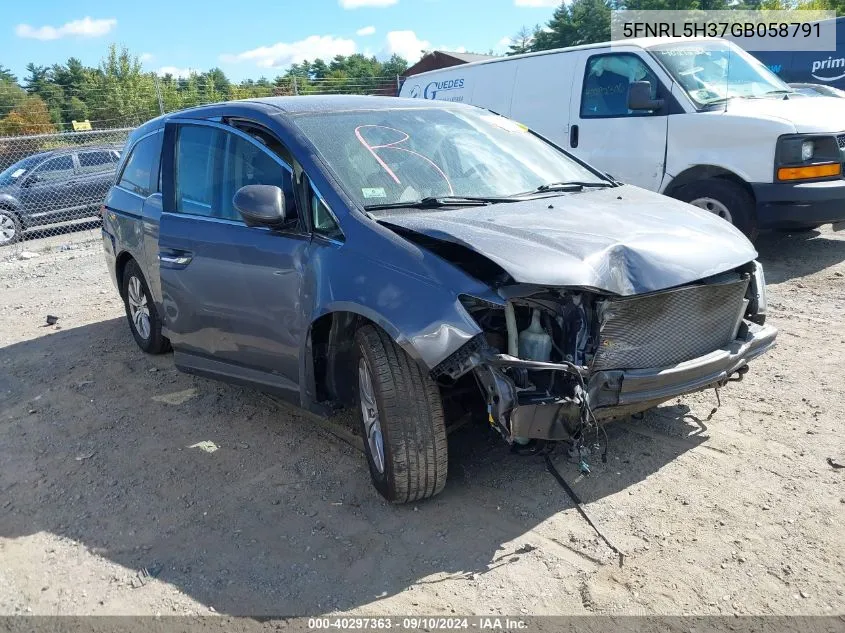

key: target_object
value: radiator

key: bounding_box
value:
[592,276,750,371]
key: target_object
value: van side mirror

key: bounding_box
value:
[628,81,664,111]
[233,184,286,228]
[23,174,42,187]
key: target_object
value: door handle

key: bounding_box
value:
[570,125,579,149]
[159,253,193,266]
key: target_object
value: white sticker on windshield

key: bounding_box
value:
[362,187,387,199]
[480,115,528,133]
[11,169,25,178]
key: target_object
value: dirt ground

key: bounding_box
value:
[0,226,843,617]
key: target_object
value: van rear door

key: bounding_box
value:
[568,49,669,190]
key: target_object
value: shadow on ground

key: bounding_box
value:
[755,227,845,283]
[0,317,710,615]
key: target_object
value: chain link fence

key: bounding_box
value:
[0,75,401,259]
[0,128,131,257]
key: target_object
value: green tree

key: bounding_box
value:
[507,26,536,55]
[532,0,612,50]
[89,44,158,126]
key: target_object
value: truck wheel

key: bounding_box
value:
[676,179,758,242]
[354,325,448,503]
[0,210,22,246]
[122,260,171,354]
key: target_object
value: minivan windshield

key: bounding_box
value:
[292,107,606,208]
[650,41,791,107]
[0,154,42,187]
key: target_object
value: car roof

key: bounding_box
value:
[17,144,120,163]
[156,95,468,122]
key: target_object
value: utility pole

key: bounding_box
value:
[153,75,165,115]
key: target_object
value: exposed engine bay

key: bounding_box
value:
[430,260,774,451]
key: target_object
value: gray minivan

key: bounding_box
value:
[102,96,776,502]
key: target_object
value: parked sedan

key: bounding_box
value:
[0,145,121,245]
[102,96,777,503]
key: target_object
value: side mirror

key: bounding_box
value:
[233,184,286,228]
[23,174,41,187]
[628,81,664,111]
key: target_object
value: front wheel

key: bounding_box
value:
[0,210,22,246]
[354,325,448,503]
[675,179,758,242]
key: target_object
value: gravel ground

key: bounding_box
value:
[0,226,843,617]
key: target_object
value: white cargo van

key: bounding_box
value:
[399,37,845,239]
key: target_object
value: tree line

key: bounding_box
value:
[0,45,409,137]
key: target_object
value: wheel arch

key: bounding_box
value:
[114,250,136,300]
[663,165,756,203]
[304,309,406,411]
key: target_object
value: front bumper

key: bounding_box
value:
[506,321,777,440]
[752,179,845,228]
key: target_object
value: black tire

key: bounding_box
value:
[0,209,22,246]
[675,179,759,242]
[354,325,448,503]
[121,259,171,354]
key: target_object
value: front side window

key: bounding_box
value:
[175,124,296,223]
[31,155,74,183]
[581,54,659,118]
[292,107,604,208]
[309,179,343,241]
[118,133,161,196]
[650,41,790,107]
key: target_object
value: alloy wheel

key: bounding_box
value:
[127,275,151,340]
[358,357,386,474]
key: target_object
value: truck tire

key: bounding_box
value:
[675,179,759,242]
[354,324,448,503]
[121,259,171,355]
[0,209,22,246]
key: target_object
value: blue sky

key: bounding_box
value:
[1,0,559,82]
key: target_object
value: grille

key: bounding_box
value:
[592,277,749,371]
[838,134,845,149]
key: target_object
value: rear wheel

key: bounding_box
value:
[354,325,448,503]
[121,260,170,354]
[676,179,758,242]
[0,210,22,246]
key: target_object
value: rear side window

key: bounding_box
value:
[175,124,297,224]
[118,133,162,196]
[581,54,659,118]
[78,150,117,173]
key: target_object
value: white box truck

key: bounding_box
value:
[399,37,845,239]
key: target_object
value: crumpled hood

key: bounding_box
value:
[724,95,845,133]
[378,185,758,296]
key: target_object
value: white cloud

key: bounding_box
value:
[498,36,512,47]
[514,0,558,6]
[383,30,430,63]
[15,16,117,40]
[140,52,154,63]
[356,25,376,36]
[157,66,196,79]
[221,35,357,69]
[340,0,397,7]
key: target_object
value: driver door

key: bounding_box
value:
[568,50,669,190]
[19,154,78,222]
[158,121,311,399]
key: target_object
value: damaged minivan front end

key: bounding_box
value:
[380,189,777,448]
[444,263,775,445]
